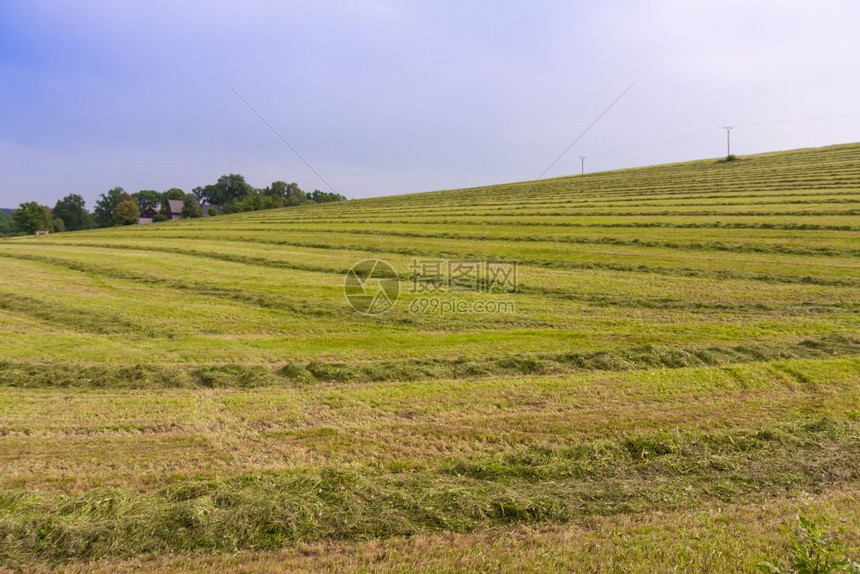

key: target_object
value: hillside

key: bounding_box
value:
[0,143,858,571]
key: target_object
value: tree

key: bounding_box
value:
[0,211,14,235]
[309,189,345,203]
[163,188,185,201]
[222,189,285,213]
[265,181,307,206]
[53,194,94,231]
[265,180,287,199]
[132,190,161,211]
[197,174,253,205]
[182,195,202,218]
[94,187,127,227]
[195,184,216,205]
[113,196,140,226]
[52,218,66,232]
[12,202,53,234]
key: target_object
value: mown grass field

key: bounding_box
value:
[0,144,858,572]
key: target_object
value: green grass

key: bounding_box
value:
[0,143,858,571]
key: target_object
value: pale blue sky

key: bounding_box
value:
[2,1,859,206]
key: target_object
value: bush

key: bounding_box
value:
[113,196,140,225]
[759,515,859,573]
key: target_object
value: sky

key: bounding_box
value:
[1,0,859,207]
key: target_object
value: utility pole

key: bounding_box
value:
[723,126,734,158]
[579,156,586,175]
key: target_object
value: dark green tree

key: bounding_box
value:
[132,190,161,211]
[182,195,203,218]
[53,194,94,231]
[0,211,15,235]
[163,188,185,201]
[222,189,286,213]
[198,174,253,205]
[94,187,127,227]
[113,196,140,226]
[12,202,54,234]
[266,181,307,206]
[196,184,217,204]
[265,180,287,199]
[309,189,345,203]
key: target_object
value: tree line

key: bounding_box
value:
[1,174,344,235]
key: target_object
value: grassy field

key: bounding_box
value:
[0,144,858,572]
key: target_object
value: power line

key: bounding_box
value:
[471,81,635,244]
[589,129,713,158]
[587,111,860,162]
[734,112,860,128]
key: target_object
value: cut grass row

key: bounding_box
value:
[50,226,860,257]
[41,487,860,573]
[102,214,860,230]
[1,416,856,565]
[1,335,856,388]
[109,219,860,248]
[11,234,858,286]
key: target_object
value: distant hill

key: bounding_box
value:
[0,208,13,215]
